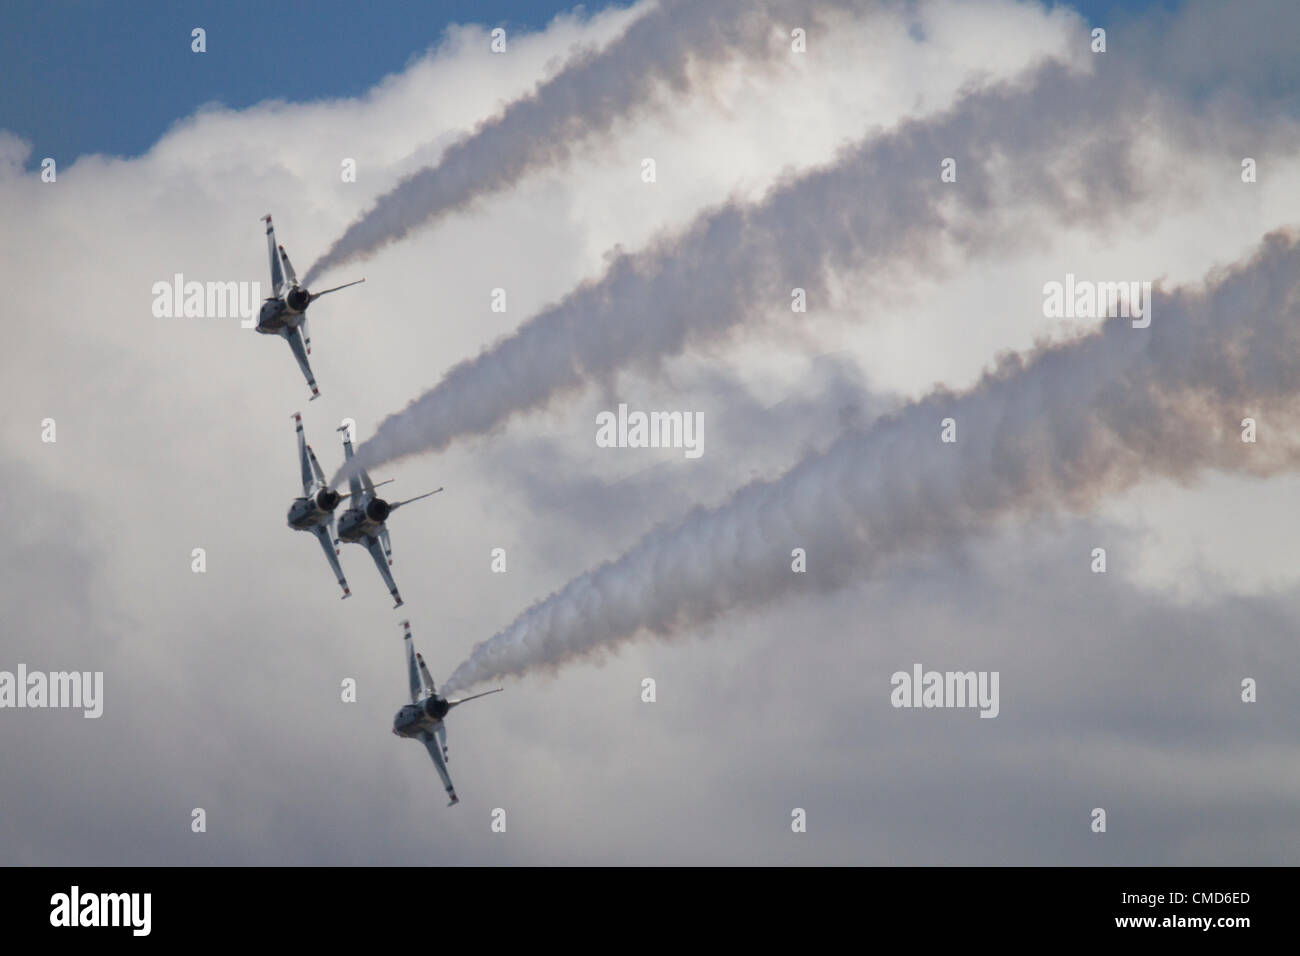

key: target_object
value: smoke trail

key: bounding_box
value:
[304,0,844,286]
[332,58,1218,487]
[443,230,1300,692]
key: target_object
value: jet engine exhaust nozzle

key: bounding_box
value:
[285,287,311,313]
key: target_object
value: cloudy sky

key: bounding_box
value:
[3,0,1299,865]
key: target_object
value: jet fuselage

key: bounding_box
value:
[286,489,342,530]
[392,696,450,738]
[336,498,391,541]
[256,295,307,334]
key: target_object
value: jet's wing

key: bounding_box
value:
[339,429,363,501]
[415,651,436,696]
[338,430,376,495]
[284,327,320,400]
[263,215,285,297]
[312,524,350,598]
[366,536,402,607]
[278,243,298,286]
[403,621,421,703]
[306,443,328,488]
[379,527,392,563]
[421,731,458,806]
[293,413,313,495]
[435,724,448,762]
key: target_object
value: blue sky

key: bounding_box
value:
[0,0,576,167]
[1,0,1159,169]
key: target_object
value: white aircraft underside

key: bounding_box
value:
[287,413,350,599]
[255,214,363,400]
[335,426,441,608]
[395,622,501,807]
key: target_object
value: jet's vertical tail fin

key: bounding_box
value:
[446,688,503,710]
[389,488,443,511]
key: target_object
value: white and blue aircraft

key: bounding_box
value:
[393,621,501,806]
[256,214,364,399]
[286,412,368,599]
[336,425,441,608]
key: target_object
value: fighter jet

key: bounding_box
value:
[255,214,364,399]
[286,412,370,599]
[336,425,441,608]
[392,620,501,806]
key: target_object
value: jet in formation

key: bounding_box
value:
[256,214,364,399]
[393,621,501,806]
[336,425,441,608]
[286,413,370,599]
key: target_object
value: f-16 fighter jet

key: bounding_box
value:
[336,425,441,608]
[286,412,364,599]
[392,621,501,806]
[255,214,364,399]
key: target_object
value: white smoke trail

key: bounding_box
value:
[332,57,1216,487]
[303,0,846,286]
[442,229,1300,693]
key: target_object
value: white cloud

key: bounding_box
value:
[3,0,1299,864]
